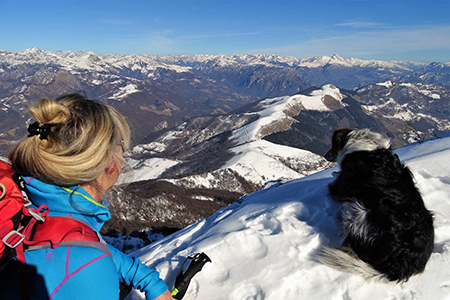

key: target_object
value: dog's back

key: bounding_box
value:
[321,128,434,282]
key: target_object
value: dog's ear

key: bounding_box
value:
[324,128,354,162]
[324,148,337,162]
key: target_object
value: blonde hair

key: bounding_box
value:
[8,93,131,187]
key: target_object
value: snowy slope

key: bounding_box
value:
[232,84,345,145]
[221,140,329,186]
[127,132,450,300]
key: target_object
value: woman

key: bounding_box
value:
[2,93,173,299]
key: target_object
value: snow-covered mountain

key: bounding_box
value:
[105,86,346,235]
[126,131,450,300]
[356,81,450,143]
[154,53,424,72]
[0,47,191,75]
[0,49,423,73]
[399,62,450,86]
[154,53,434,98]
[125,85,348,187]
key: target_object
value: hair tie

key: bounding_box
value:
[27,122,54,140]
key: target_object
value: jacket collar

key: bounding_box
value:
[23,176,111,229]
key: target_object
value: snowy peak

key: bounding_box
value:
[2,48,191,75]
[289,54,421,70]
[175,52,422,70]
[331,53,344,60]
[232,84,346,145]
[327,54,351,66]
[21,47,42,54]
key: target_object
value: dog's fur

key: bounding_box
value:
[320,128,434,282]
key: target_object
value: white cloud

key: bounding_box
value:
[335,21,385,28]
[145,30,177,47]
[251,24,450,61]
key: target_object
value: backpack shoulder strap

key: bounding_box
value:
[0,163,49,268]
[25,215,113,259]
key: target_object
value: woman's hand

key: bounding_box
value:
[152,290,173,300]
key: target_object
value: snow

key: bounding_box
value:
[430,94,441,99]
[119,157,179,183]
[192,195,215,202]
[416,88,441,100]
[232,96,291,144]
[295,55,417,70]
[110,83,140,100]
[307,84,344,106]
[399,83,443,100]
[132,141,169,155]
[222,140,329,186]
[165,173,220,190]
[376,81,394,88]
[125,132,450,300]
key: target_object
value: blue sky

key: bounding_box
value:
[0,0,449,62]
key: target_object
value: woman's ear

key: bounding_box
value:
[106,155,118,173]
[105,163,116,174]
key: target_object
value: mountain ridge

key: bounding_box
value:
[2,48,433,69]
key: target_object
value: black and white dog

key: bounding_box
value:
[320,128,434,282]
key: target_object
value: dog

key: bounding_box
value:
[319,128,434,282]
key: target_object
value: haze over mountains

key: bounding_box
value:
[0,48,449,238]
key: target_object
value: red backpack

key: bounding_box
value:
[0,161,112,272]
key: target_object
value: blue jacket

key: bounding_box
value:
[0,177,169,300]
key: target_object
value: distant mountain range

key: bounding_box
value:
[0,48,449,237]
[1,48,449,151]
